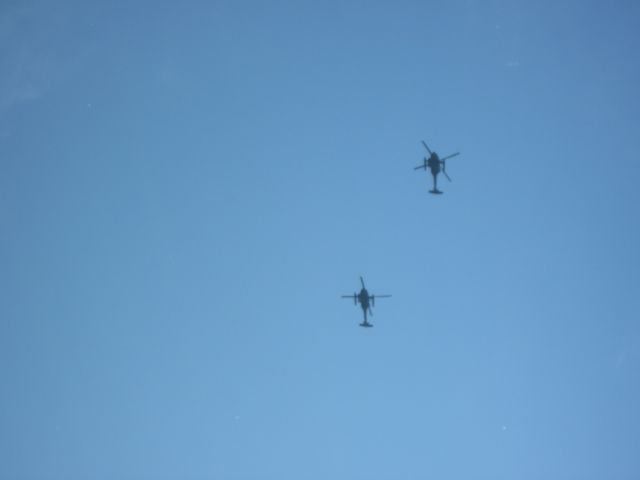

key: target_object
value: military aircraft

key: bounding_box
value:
[341,277,391,327]
[414,140,460,194]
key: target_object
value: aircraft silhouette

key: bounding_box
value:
[341,277,391,327]
[414,140,460,194]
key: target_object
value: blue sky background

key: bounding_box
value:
[2,1,640,479]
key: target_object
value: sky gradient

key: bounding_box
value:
[2,1,640,479]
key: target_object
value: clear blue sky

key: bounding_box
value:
[2,1,639,479]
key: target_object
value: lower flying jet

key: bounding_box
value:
[414,140,460,194]
[341,277,391,327]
